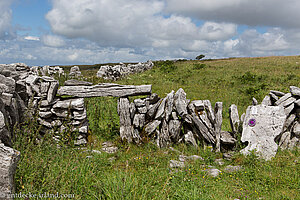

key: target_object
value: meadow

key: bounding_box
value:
[13,56,300,199]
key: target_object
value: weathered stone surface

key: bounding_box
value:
[261,95,272,106]
[204,100,215,124]
[221,131,237,145]
[149,93,160,104]
[270,90,285,97]
[51,120,62,127]
[69,66,81,77]
[281,97,296,107]
[229,104,239,135]
[283,114,296,132]
[51,108,69,118]
[275,93,292,106]
[64,79,92,86]
[214,102,223,152]
[73,109,87,120]
[224,165,243,173]
[241,105,286,160]
[204,168,221,177]
[269,92,279,103]
[165,90,174,121]
[188,103,215,144]
[192,100,204,111]
[37,118,52,128]
[58,83,152,97]
[118,98,140,143]
[179,155,203,162]
[287,137,299,149]
[147,100,160,119]
[0,93,13,106]
[137,106,147,114]
[184,130,198,147]
[295,99,300,107]
[290,86,300,96]
[292,121,300,137]
[133,114,146,128]
[144,120,161,135]
[252,97,258,106]
[40,82,50,94]
[284,103,294,116]
[279,131,291,150]
[0,74,15,93]
[155,98,166,119]
[53,98,84,110]
[0,143,20,198]
[168,120,182,142]
[47,81,59,103]
[170,160,185,168]
[156,120,170,148]
[174,88,188,119]
[38,111,52,119]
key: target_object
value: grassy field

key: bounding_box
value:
[13,56,300,199]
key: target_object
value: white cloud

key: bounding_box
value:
[41,35,65,47]
[24,36,40,41]
[165,0,300,28]
[46,0,236,49]
[0,0,15,39]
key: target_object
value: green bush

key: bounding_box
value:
[193,63,206,70]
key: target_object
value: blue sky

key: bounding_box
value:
[1,0,300,66]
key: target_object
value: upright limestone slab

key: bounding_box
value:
[0,143,20,199]
[241,105,286,160]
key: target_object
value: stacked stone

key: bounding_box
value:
[118,88,235,150]
[20,75,88,145]
[97,60,154,80]
[30,65,65,77]
[259,86,300,150]
[69,66,82,78]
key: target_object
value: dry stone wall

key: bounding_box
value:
[97,60,154,80]
[118,88,237,150]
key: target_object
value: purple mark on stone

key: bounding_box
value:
[248,119,256,127]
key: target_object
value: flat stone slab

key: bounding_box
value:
[57,83,152,97]
[241,105,286,160]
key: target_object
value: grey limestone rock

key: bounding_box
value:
[275,93,292,106]
[214,102,223,151]
[270,90,285,97]
[165,90,175,122]
[118,97,141,143]
[133,114,146,128]
[144,120,161,135]
[261,95,272,106]
[0,74,15,93]
[284,103,294,116]
[168,120,182,142]
[229,104,239,135]
[155,98,166,119]
[169,160,185,168]
[204,168,221,177]
[0,143,20,198]
[156,119,170,148]
[47,81,59,103]
[174,88,188,119]
[53,98,84,110]
[224,165,243,173]
[57,83,152,98]
[64,79,92,86]
[290,86,300,96]
[184,130,198,147]
[252,97,258,106]
[220,131,237,145]
[241,105,286,160]
[292,121,300,137]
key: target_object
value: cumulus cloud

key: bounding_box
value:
[0,0,15,39]
[24,36,40,41]
[41,35,65,47]
[46,0,236,49]
[165,0,300,28]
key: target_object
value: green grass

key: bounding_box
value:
[13,56,300,199]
